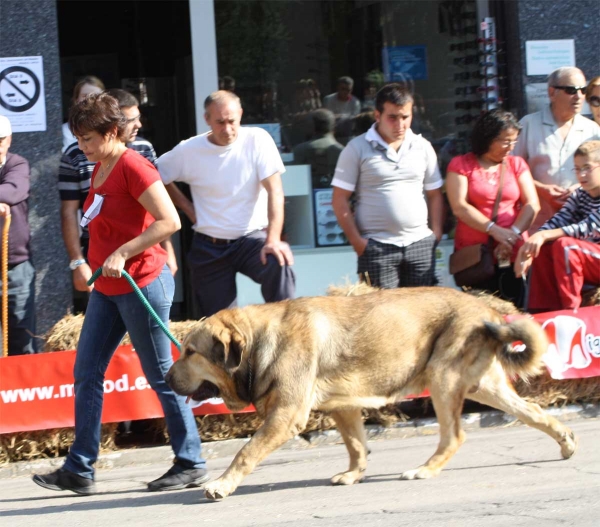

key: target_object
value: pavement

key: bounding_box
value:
[2,401,599,480]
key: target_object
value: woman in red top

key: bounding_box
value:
[446,110,540,307]
[33,93,207,495]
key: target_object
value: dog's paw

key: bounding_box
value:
[203,480,232,501]
[331,470,365,486]
[560,430,577,459]
[399,466,437,480]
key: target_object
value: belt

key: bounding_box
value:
[196,232,238,245]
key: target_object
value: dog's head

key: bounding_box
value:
[166,312,252,412]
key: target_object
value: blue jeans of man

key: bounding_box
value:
[0,259,36,355]
[63,267,204,479]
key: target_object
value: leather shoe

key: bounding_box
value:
[147,465,209,491]
[32,468,96,495]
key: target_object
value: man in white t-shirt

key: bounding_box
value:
[157,91,295,317]
[332,83,444,289]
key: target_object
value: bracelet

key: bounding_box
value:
[485,221,495,233]
[511,225,522,235]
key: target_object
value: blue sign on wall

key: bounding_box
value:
[383,45,428,82]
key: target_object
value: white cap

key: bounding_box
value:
[0,115,12,137]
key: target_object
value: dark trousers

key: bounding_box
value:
[471,266,526,309]
[357,234,437,289]
[0,259,37,355]
[188,230,296,318]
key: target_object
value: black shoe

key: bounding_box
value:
[147,465,210,492]
[32,468,96,495]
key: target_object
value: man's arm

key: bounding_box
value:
[260,172,293,266]
[514,227,564,278]
[165,183,196,225]
[425,188,444,241]
[0,156,29,205]
[332,186,367,256]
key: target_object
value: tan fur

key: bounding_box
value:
[166,287,577,501]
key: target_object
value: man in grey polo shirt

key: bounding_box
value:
[332,83,443,289]
[513,67,600,231]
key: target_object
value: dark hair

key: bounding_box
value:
[68,92,128,140]
[337,76,354,87]
[105,88,139,108]
[311,109,335,134]
[470,109,522,156]
[375,83,414,113]
[72,75,105,103]
[353,111,376,135]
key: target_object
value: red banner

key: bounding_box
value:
[1,306,598,434]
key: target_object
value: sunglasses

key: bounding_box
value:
[589,95,600,108]
[553,85,587,95]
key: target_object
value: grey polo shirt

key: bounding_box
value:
[332,125,442,247]
[512,104,600,229]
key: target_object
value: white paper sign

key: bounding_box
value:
[0,56,46,132]
[525,40,575,76]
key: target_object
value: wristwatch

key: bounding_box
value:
[69,259,86,271]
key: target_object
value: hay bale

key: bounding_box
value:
[0,424,117,466]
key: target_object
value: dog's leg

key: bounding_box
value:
[203,405,311,501]
[400,383,467,480]
[467,363,577,459]
[330,408,368,485]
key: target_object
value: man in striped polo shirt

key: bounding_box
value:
[58,88,156,313]
[332,83,444,289]
[516,141,600,312]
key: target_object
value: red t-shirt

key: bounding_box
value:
[447,153,530,258]
[83,149,167,295]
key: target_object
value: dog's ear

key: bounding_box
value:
[210,336,226,365]
[225,326,245,374]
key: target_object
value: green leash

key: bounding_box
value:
[87,267,182,350]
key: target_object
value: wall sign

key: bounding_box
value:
[0,56,46,132]
[525,40,575,76]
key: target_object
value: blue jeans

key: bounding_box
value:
[0,260,36,355]
[64,267,205,479]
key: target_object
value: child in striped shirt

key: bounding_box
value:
[515,140,600,312]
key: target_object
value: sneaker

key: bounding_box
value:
[147,465,210,492]
[32,468,96,495]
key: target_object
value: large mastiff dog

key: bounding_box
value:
[166,287,577,500]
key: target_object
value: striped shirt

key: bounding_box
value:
[58,138,157,204]
[58,138,157,238]
[540,187,600,242]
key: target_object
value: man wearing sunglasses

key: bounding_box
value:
[58,88,158,314]
[513,67,600,232]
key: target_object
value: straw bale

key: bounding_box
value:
[0,424,117,466]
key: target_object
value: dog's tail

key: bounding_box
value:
[484,318,547,381]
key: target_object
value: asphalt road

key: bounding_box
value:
[1,418,599,527]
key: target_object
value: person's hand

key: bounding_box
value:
[353,237,369,257]
[260,240,294,266]
[0,203,10,218]
[519,231,546,261]
[514,246,533,278]
[165,251,178,277]
[537,183,568,209]
[102,251,127,279]
[489,224,519,250]
[73,263,94,292]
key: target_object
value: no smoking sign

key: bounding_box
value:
[0,66,41,112]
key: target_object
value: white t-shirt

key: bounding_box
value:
[157,127,285,239]
[62,122,76,153]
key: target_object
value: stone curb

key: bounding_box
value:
[2,402,598,480]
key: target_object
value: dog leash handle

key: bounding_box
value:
[87,267,181,350]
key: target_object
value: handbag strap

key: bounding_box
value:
[490,161,506,223]
[487,161,506,248]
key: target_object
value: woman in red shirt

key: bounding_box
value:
[446,110,540,307]
[33,93,208,495]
